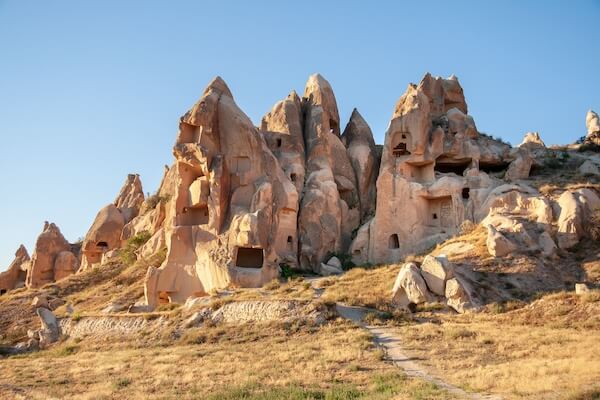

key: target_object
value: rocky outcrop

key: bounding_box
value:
[114,174,145,223]
[80,204,125,270]
[557,188,600,249]
[144,76,296,306]
[586,110,600,136]
[420,255,453,296]
[519,131,545,149]
[391,262,432,309]
[0,245,29,294]
[342,109,380,222]
[351,73,510,265]
[486,224,517,257]
[26,222,76,288]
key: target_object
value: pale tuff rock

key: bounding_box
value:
[486,224,517,257]
[144,76,294,306]
[0,245,29,294]
[342,109,379,222]
[26,222,76,288]
[538,231,558,258]
[354,73,510,265]
[80,204,125,270]
[557,188,600,249]
[391,263,432,309]
[519,131,546,149]
[114,174,145,223]
[575,283,590,295]
[420,255,453,296]
[53,251,79,281]
[505,148,533,181]
[445,277,473,313]
[36,307,60,346]
[586,110,600,136]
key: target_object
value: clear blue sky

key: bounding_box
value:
[1,1,599,269]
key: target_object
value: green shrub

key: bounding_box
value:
[120,231,152,265]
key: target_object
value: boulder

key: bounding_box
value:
[319,262,343,276]
[420,255,453,296]
[557,189,600,249]
[445,277,473,313]
[326,256,342,269]
[538,231,557,258]
[505,148,533,181]
[31,295,49,309]
[391,262,431,309]
[579,160,600,176]
[486,225,517,257]
[36,307,60,346]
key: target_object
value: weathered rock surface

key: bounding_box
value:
[80,204,125,270]
[445,277,473,313]
[586,110,600,136]
[391,263,432,309]
[36,307,60,346]
[420,255,453,296]
[114,174,145,223]
[486,224,517,257]
[557,189,600,249]
[26,222,75,288]
[0,245,29,294]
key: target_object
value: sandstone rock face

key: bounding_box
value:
[80,204,125,270]
[26,222,76,288]
[391,262,432,309]
[53,251,79,281]
[144,76,297,306]
[352,73,510,265]
[342,109,379,222]
[0,245,29,294]
[114,174,145,223]
[420,255,453,296]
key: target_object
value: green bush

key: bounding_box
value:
[120,231,152,265]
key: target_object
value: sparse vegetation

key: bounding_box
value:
[120,231,152,265]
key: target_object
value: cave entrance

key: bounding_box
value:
[462,188,470,199]
[391,132,412,157]
[0,289,6,296]
[329,119,338,134]
[479,162,509,174]
[388,234,400,249]
[287,236,293,251]
[235,247,264,268]
[434,158,471,175]
[96,241,108,250]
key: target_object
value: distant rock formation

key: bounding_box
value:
[26,222,77,288]
[0,245,29,294]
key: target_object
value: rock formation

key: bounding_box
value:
[144,77,296,306]
[350,73,511,265]
[80,174,146,270]
[0,245,29,295]
[26,222,77,288]
[586,110,600,136]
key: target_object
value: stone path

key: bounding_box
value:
[307,277,500,400]
[335,304,501,400]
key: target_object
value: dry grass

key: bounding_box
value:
[393,291,600,399]
[0,320,454,400]
[320,265,401,311]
